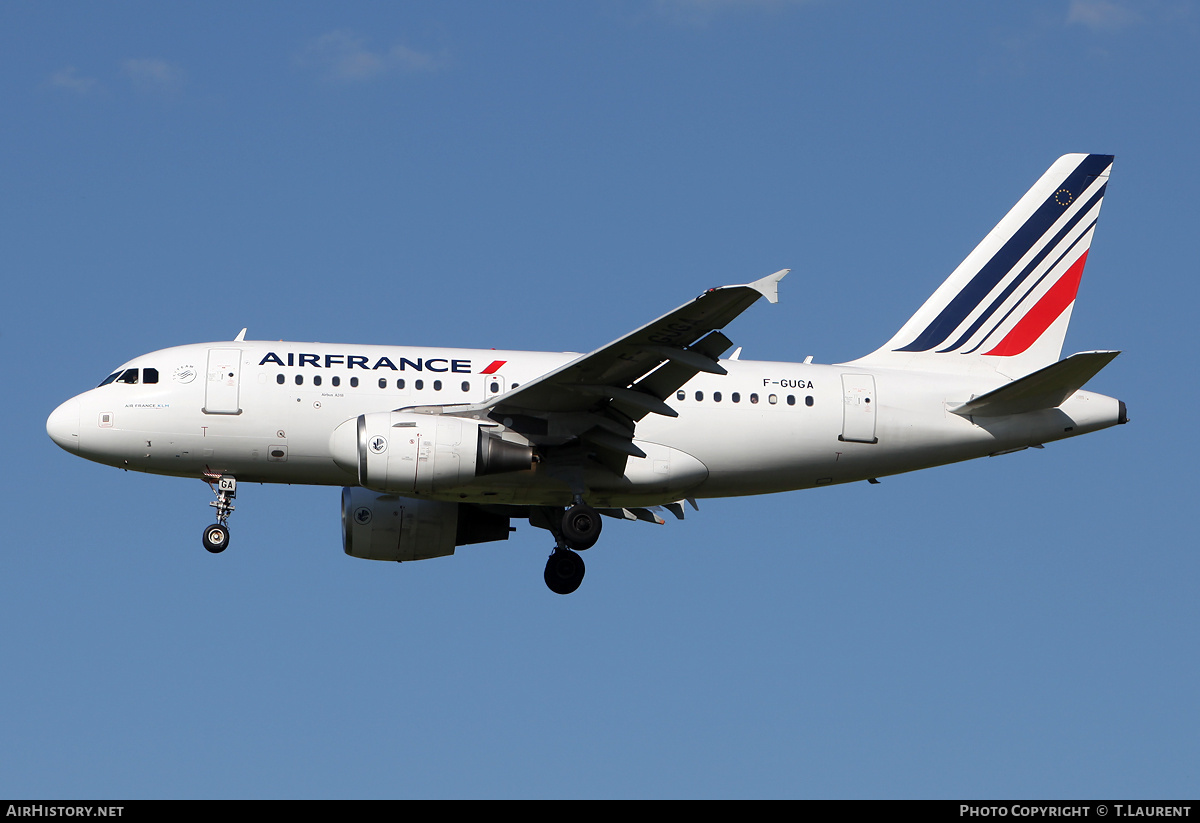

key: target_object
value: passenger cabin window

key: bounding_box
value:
[676,391,685,401]
[350,377,359,388]
[332,376,340,387]
[276,374,285,384]
[378,378,387,389]
[415,379,424,390]
[295,375,303,385]
[461,381,470,392]
[313,375,322,387]
[732,392,741,403]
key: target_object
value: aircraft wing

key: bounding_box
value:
[494,269,787,416]
[420,269,787,472]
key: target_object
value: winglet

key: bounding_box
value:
[747,269,789,304]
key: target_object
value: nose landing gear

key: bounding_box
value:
[202,474,236,554]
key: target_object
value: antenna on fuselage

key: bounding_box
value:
[234,328,247,342]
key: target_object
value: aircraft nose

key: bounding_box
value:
[47,398,81,452]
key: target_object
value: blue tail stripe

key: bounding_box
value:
[935,184,1106,353]
[895,154,1113,353]
[959,219,1097,354]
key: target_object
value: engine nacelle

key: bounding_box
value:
[330,412,533,494]
[341,487,512,562]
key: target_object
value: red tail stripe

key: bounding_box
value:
[983,251,1088,357]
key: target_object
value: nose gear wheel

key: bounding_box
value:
[203,523,229,553]
[202,473,237,555]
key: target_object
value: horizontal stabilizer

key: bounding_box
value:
[950,350,1120,417]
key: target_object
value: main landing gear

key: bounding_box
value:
[202,474,236,554]
[562,502,602,550]
[534,502,603,595]
[545,549,586,595]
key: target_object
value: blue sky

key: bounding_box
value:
[3,0,1198,798]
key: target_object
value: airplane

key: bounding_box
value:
[46,153,1127,594]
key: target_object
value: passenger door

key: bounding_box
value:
[204,348,242,415]
[840,373,877,443]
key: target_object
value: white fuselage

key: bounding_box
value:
[47,340,1124,508]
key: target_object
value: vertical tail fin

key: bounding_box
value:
[855,154,1113,377]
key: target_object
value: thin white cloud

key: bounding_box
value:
[1067,0,1140,31]
[46,66,100,95]
[989,0,1154,75]
[122,58,185,93]
[299,30,442,82]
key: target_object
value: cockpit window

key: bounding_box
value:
[98,367,156,387]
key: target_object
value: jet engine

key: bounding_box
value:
[341,486,512,562]
[330,412,534,494]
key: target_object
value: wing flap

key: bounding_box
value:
[597,507,667,525]
[631,331,734,417]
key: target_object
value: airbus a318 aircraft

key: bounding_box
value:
[47,154,1127,594]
